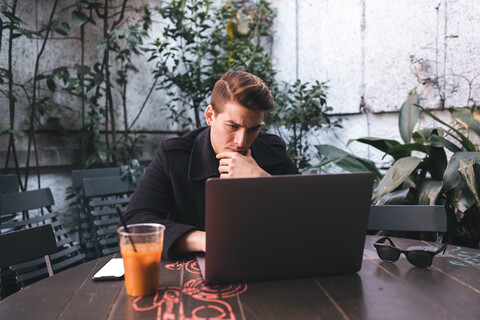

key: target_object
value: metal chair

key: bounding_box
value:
[83,175,140,257]
[0,225,57,299]
[0,225,57,272]
[0,174,21,231]
[0,188,86,290]
[71,167,123,259]
[0,174,20,194]
[0,174,21,298]
[367,205,447,242]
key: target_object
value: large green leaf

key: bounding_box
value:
[426,146,447,181]
[416,104,476,151]
[375,188,412,205]
[373,157,422,202]
[348,137,401,154]
[399,93,420,144]
[8,129,24,136]
[316,144,350,164]
[85,153,97,168]
[316,144,382,178]
[387,143,428,159]
[474,162,480,194]
[334,156,382,177]
[72,10,89,26]
[413,127,446,144]
[458,158,480,207]
[427,134,461,153]
[450,183,476,221]
[417,179,443,205]
[47,78,56,92]
[450,108,480,138]
[442,152,480,192]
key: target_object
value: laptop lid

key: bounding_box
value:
[201,172,374,284]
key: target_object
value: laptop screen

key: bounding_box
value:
[202,172,374,284]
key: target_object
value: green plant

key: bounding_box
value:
[1,0,63,189]
[149,0,217,129]
[63,1,154,168]
[316,93,480,247]
[149,0,340,171]
[210,0,277,91]
[1,0,155,181]
[149,0,277,130]
[266,80,342,169]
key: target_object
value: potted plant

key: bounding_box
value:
[317,93,480,248]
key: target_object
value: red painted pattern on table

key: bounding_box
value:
[132,259,247,320]
[166,259,202,274]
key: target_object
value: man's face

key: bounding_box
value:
[205,102,265,155]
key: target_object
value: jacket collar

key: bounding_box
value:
[188,127,284,181]
[188,127,219,181]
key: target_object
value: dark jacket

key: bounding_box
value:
[124,126,299,259]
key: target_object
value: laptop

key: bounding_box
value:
[197,172,374,285]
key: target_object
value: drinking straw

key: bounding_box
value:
[116,206,137,252]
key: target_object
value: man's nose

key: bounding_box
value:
[234,129,247,147]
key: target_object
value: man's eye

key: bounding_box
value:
[228,124,238,129]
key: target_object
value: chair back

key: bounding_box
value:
[83,175,140,257]
[367,205,447,232]
[0,225,57,273]
[71,167,124,259]
[0,188,86,288]
[71,167,122,189]
[1,188,54,214]
[0,174,20,194]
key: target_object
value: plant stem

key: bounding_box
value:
[110,0,128,31]
[25,0,58,189]
[5,0,24,190]
[80,23,86,167]
[121,62,128,141]
[0,16,3,53]
[193,103,201,128]
[293,118,298,165]
[128,78,158,131]
[102,0,113,164]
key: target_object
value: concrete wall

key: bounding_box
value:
[1,0,479,236]
[273,0,480,167]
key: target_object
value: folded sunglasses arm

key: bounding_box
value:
[434,244,447,255]
[376,236,397,247]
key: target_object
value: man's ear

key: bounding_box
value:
[205,105,215,126]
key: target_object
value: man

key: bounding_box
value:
[124,71,298,259]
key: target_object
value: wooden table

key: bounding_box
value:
[1,235,479,320]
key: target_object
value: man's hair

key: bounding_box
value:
[210,71,274,112]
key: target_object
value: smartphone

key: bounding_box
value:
[92,258,124,281]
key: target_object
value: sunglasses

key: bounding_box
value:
[374,237,447,268]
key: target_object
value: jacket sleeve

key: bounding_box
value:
[124,144,198,260]
[282,153,300,175]
[260,132,300,175]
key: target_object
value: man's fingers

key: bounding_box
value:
[219,158,230,167]
[217,149,254,179]
[216,151,235,159]
[219,166,230,179]
[216,150,250,159]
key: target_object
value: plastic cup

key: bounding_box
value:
[117,223,165,296]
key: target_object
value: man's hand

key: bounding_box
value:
[176,230,206,253]
[216,149,270,179]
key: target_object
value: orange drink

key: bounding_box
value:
[117,223,165,296]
